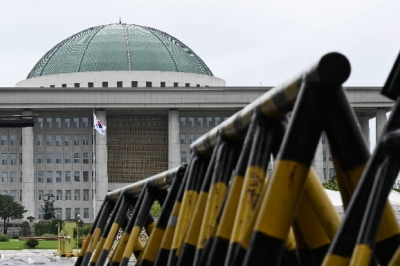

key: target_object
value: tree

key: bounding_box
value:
[0,194,27,234]
[322,176,339,191]
[19,221,31,237]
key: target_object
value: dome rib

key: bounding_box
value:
[141,25,179,72]
[77,25,105,72]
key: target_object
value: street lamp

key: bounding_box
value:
[76,214,80,252]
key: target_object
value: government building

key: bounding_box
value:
[0,23,392,223]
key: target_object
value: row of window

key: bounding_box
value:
[180,133,203,145]
[1,152,91,165]
[37,189,91,201]
[0,134,91,147]
[322,150,332,162]
[36,117,90,128]
[323,168,336,179]
[38,207,90,220]
[1,170,91,183]
[52,81,205,88]
[179,116,229,128]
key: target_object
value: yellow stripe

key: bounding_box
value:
[322,254,351,266]
[197,182,228,249]
[122,226,142,260]
[185,191,208,246]
[90,237,107,263]
[102,223,120,252]
[285,228,297,251]
[349,244,372,266]
[295,192,330,249]
[255,160,309,240]
[160,201,181,250]
[109,232,130,263]
[389,246,400,266]
[141,227,166,262]
[216,175,244,240]
[231,166,266,243]
[79,233,92,256]
[171,190,199,250]
[87,229,102,253]
[304,169,341,239]
[145,221,156,235]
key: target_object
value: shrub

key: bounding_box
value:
[24,239,39,248]
[20,221,31,237]
[150,201,161,218]
[0,233,9,242]
[34,219,62,236]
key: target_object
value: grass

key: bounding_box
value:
[0,239,59,250]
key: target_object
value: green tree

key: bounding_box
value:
[0,194,27,234]
[322,176,339,191]
[19,221,31,237]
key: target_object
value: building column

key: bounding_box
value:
[94,110,108,217]
[356,113,370,150]
[168,109,180,169]
[21,110,35,218]
[375,109,387,144]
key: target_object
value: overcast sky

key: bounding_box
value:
[0,0,399,150]
[1,0,399,87]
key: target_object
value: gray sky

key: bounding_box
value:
[1,0,400,87]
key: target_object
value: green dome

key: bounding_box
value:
[27,23,213,79]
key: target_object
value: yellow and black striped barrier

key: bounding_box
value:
[75,51,400,265]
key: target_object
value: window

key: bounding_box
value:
[38,190,44,200]
[47,171,53,183]
[56,190,62,200]
[102,82,108,88]
[82,118,89,127]
[74,189,80,201]
[321,132,326,144]
[84,208,89,219]
[323,168,327,179]
[131,81,138,87]
[62,84,67,88]
[10,172,17,183]
[46,135,53,146]
[10,135,16,146]
[188,134,195,144]
[185,83,190,87]
[19,153,22,164]
[19,190,22,201]
[73,118,79,128]
[197,117,203,127]
[82,134,89,145]
[19,172,22,182]
[64,134,71,146]
[10,153,17,165]
[83,171,89,182]
[206,117,213,127]
[180,134,186,144]
[82,189,89,202]
[328,150,332,161]
[74,83,80,88]
[19,135,22,145]
[1,135,7,146]
[64,117,70,128]
[47,190,53,196]
[117,81,123,87]
[64,153,71,163]
[46,118,52,128]
[56,208,62,219]
[83,153,89,164]
[74,153,80,164]
[37,171,44,183]
[188,117,194,127]
[56,171,62,183]
[37,117,43,128]
[66,208,71,219]
[73,134,80,146]
[180,117,186,127]
[88,82,94,87]
[1,153,9,165]
[74,171,80,182]
[160,82,166,87]
[37,153,44,164]
[46,153,53,164]
[75,208,80,218]
[322,151,326,162]
[1,172,7,183]
[215,117,221,126]
[174,82,178,87]
[180,152,187,163]
[10,190,17,201]
[37,135,44,146]
[329,168,336,178]
[146,81,152,87]
[65,171,71,182]
[55,153,62,164]
[55,135,62,146]
[55,118,61,128]
[65,190,71,200]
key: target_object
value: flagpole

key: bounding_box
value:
[92,110,96,217]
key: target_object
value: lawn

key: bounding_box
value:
[0,239,59,250]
